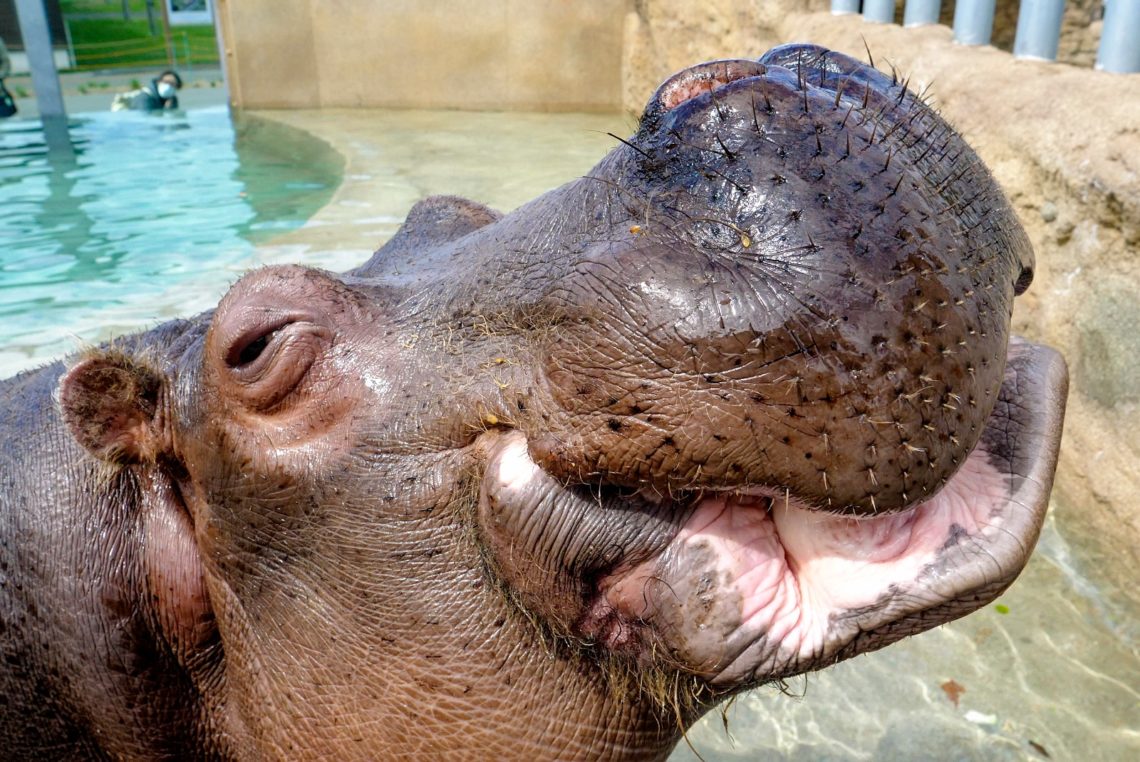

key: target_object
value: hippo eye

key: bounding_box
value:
[231,330,276,368]
[218,315,331,411]
[225,323,288,370]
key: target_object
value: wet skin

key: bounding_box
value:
[0,45,1066,759]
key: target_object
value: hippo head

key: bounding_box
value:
[59,45,1066,757]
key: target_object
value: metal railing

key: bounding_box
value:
[63,26,219,72]
[831,0,1140,73]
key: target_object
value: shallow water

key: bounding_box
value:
[1,108,1136,760]
[0,107,633,374]
[0,107,341,371]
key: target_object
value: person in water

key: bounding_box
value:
[112,70,183,112]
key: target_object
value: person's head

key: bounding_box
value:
[155,70,182,99]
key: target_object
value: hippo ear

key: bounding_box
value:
[351,194,502,276]
[59,351,170,465]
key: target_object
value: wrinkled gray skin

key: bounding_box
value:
[0,45,1067,759]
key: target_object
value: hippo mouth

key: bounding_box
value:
[474,46,1067,693]
[479,337,1065,689]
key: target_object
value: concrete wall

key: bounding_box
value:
[5,50,71,75]
[214,0,629,111]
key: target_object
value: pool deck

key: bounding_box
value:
[244,107,631,274]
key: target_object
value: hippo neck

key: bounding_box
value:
[358,150,633,317]
[202,486,690,759]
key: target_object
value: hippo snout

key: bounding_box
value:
[516,44,1035,518]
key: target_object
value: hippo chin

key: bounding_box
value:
[1,44,1066,759]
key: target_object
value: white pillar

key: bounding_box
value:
[904,0,942,27]
[1097,0,1140,73]
[953,0,996,45]
[1013,0,1066,61]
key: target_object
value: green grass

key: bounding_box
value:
[66,19,218,70]
[61,1,151,14]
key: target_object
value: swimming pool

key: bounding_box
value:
[0,106,341,371]
[0,106,636,373]
[1,106,1136,760]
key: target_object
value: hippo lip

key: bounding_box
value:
[480,336,1066,688]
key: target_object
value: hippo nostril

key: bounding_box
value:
[657,60,768,111]
[641,59,770,129]
[1014,265,1034,296]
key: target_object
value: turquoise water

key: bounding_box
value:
[0,107,341,369]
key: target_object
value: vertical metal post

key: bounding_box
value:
[1097,0,1140,73]
[160,0,174,69]
[953,0,996,45]
[832,0,862,14]
[864,0,897,23]
[13,0,67,119]
[904,0,942,27]
[1014,0,1065,60]
[41,110,73,158]
[145,0,159,37]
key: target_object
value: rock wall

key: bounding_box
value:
[622,0,827,112]
[622,3,1140,596]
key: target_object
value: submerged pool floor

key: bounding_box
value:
[1,107,1136,761]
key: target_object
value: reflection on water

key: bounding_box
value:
[0,108,1135,760]
[231,113,342,243]
[0,107,341,369]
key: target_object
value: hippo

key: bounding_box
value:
[0,44,1066,759]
